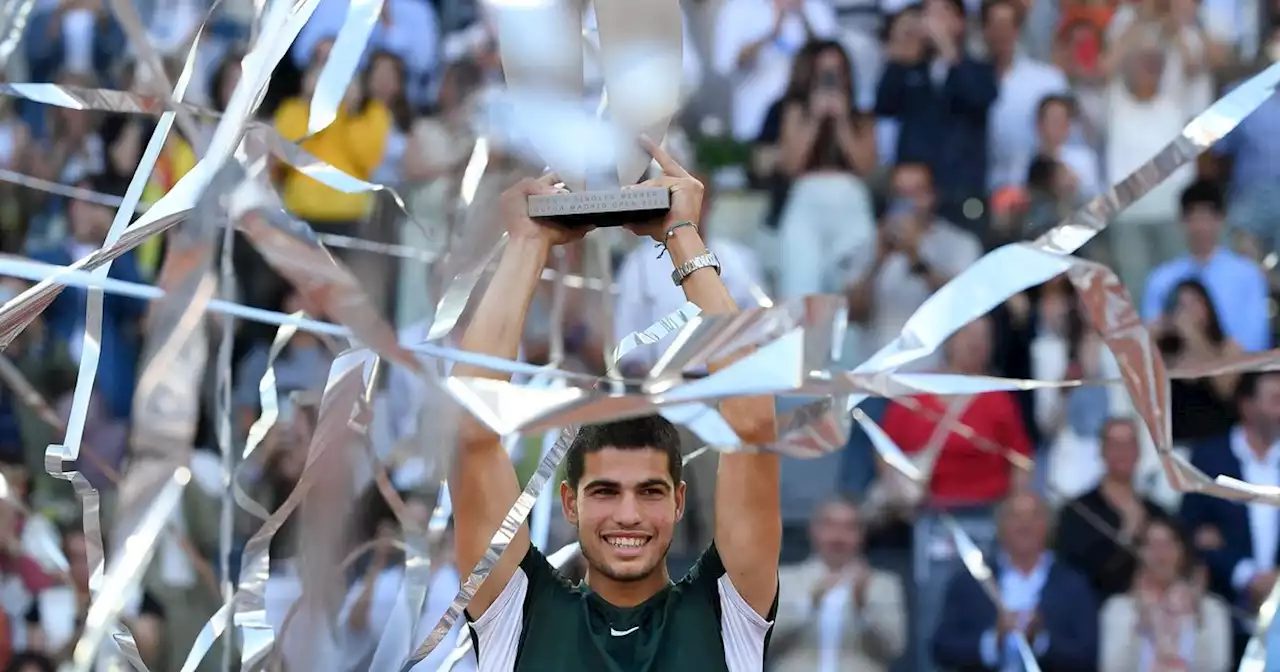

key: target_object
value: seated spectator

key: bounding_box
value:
[614,179,763,376]
[982,0,1071,191]
[880,316,1034,505]
[1099,517,1231,672]
[1027,95,1102,201]
[771,496,906,672]
[20,0,125,138]
[756,40,877,299]
[29,174,146,422]
[4,651,55,672]
[1142,181,1270,353]
[1031,280,1151,500]
[932,491,1099,671]
[875,0,996,229]
[845,162,982,363]
[712,0,839,143]
[1155,279,1241,445]
[1056,418,1166,601]
[1180,372,1280,660]
[273,51,392,238]
[291,0,440,108]
[232,288,334,435]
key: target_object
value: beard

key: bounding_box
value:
[579,531,673,583]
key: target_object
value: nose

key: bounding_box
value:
[613,491,644,527]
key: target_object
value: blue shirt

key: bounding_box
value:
[980,553,1053,672]
[1213,86,1280,204]
[1141,249,1270,353]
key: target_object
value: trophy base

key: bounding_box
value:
[527,187,671,227]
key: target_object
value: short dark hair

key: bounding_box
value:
[76,173,128,200]
[565,415,682,489]
[1179,179,1225,217]
[980,0,1023,27]
[6,652,57,672]
[933,0,968,20]
[1036,93,1076,122]
[1235,372,1280,408]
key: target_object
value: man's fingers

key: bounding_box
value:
[639,135,688,178]
[536,171,561,187]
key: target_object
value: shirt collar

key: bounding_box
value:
[1230,426,1280,467]
[996,550,1054,578]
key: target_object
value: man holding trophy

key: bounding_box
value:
[451,137,781,669]
[449,1,782,668]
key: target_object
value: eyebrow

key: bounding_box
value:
[583,478,672,491]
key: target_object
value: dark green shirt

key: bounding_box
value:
[467,543,777,671]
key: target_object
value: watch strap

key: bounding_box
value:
[671,251,720,286]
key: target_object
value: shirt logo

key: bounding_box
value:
[609,626,640,637]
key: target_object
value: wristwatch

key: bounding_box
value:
[671,251,720,286]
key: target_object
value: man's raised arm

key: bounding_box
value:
[630,140,781,617]
[450,174,589,619]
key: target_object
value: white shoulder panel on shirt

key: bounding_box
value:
[717,574,775,672]
[469,567,531,672]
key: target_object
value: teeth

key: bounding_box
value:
[607,537,647,548]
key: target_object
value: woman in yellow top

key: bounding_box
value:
[272,63,393,231]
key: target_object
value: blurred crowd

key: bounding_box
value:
[0,0,1275,670]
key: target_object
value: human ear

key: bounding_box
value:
[560,481,578,525]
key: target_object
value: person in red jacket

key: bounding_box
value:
[881,315,1034,504]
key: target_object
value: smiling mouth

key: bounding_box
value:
[603,535,651,550]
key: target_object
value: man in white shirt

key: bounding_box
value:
[613,182,764,375]
[713,0,840,141]
[981,0,1071,190]
[1026,94,1103,200]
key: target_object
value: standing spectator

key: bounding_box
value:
[273,56,392,240]
[932,492,1099,671]
[875,0,997,229]
[1102,0,1209,297]
[20,0,125,138]
[1099,517,1232,672]
[880,316,1034,504]
[1180,372,1280,660]
[1055,418,1166,601]
[365,51,413,187]
[1155,279,1242,445]
[846,162,982,360]
[771,496,906,672]
[1142,181,1270,353]
[1032,281,1147,501]
[713,0,840,142]
[291,0,440,108]
[28,174,145,421]
[982,0,1071,191]
[755,40,877,299]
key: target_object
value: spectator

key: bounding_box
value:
[1099,517,1232,672]
[0,495,56,659]
[291,0,440,108]
[1180,372,1280,659]
[875,0,997,229]
[754,40,875,299]
[4,652,55,672]
[1102,0,1209,297]
[614,182,763,375]
[932,491,1099,671]
[1052,16,1108,149]
[273,52,392,239]
[232,289,334,435]
[1155,279,1242,445]
[713,0,839,142]
[29,174,145,422]
[1056,418,1166,601]
[1211,33,1280,249]
[1032,280,1147,500]
[1028,95,1103,201]
[846,162,982,363]
[771,496,906,672]
[880,316,1034,504]
[982,0,1072,191]
[365,51,413,186]
[1142,181,1270,353]
[23,70,106,249]
[20,0,125,138]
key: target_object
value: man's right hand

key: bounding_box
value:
[501,173,595,247]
